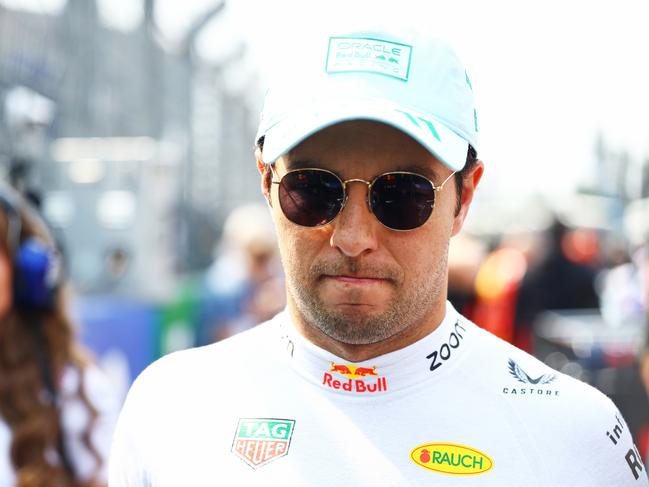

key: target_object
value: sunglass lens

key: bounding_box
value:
[371,173,435,230]
[278,170,344,226]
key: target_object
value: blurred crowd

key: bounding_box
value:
[450,220,626,349]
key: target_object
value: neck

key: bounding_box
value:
[287,298,448,362]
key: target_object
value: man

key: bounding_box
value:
[109,23,648,486]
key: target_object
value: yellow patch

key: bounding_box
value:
[410,443,493,475]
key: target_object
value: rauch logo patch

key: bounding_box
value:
[231,418,295,469]
[410,443,493,475]
[323,362,388,393]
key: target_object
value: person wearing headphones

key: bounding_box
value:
[0,186,118,487]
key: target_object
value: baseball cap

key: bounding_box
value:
[256,24,478,171]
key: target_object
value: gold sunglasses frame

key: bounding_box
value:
[270,165,456,232]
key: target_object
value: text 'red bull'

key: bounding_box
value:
[323,363,388,393]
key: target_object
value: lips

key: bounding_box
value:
[326,275,388,284]
[310,259,400,285]
[321,275,395,293]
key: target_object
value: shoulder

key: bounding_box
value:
[150,318,277,372]
[459,320,620,438]
[467,324,647,484]
[124,318,280,405]
[468,323,615,411]
[109,318,282,485]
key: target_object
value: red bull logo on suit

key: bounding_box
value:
[323,362,388,393]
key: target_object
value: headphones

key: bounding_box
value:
[0,189,62,310]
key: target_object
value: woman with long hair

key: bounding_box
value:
[0,187,117,487]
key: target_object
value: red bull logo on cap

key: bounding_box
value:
[323,362,388,393]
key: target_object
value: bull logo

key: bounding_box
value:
[330,363,353,375]
[330,362,378,378]
[354,366,378,377]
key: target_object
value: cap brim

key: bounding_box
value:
[260,99,468,171]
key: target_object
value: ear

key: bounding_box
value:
[256,150,272,206]
[452,160,484,236]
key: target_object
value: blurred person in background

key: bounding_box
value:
[446,232,486,316]
[471,234,530,344]
[600,205,649,464]
[599,232,648,330]
[0,186,118,487]
[515,218,601,352]
[95,246,131,295]
[638,244,649,468]
[197,203,285,344]
[637,244,649,381]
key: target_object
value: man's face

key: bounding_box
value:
[262,121,481,351]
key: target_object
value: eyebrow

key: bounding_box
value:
[284,159,324,171]
[283,159,444,183]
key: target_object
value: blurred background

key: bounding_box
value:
[1,0,648,458]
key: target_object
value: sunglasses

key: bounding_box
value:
[271,167,456,231]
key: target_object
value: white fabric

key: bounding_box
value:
[110,303,648,486]
[0,364,119,486]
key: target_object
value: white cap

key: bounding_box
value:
[256,25,478,171]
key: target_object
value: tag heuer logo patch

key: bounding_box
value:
[232,418,295,469]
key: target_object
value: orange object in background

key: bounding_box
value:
[562,228,600,266]
[472,247,527,343]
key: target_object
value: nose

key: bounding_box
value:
[329,181,379,258]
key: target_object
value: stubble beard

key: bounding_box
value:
[287,251,449,346]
